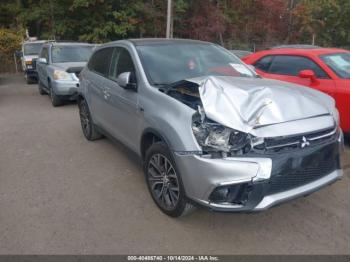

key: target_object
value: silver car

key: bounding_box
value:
[36,42,94,106]
[78,39,343,217]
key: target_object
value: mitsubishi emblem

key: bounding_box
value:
[301,136,310,148]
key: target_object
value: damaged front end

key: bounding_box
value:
[163,78,262,157]
[191,113,261,157]
[164,76,342,211]
[164,75,339,158]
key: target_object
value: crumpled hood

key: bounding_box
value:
[53,62,87,71]
[187,76,335,133]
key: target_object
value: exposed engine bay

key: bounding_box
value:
[163,80,202,110]
[162,76,338,158]
[163,79,261,157]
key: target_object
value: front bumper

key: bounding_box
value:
[25,67,37,78]
[173,139,343,212]
[253,169,342,211]
[52,79,79,96]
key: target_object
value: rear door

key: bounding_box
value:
[86,47,114,129]
[254,55,336,97]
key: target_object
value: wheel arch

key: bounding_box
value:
[77,93,85,103]
[140,128,172,161]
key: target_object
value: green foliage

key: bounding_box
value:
[293,0,350,48]
[1,0,350,49]
[0,0,22,30]
[0,28,22,55]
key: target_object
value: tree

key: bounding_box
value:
[292,0,350,48]
[0,28,22,72]
[1,0,350,50]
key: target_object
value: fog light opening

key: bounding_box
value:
[209,183,252,205]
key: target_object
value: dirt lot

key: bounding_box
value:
[0,74,349,255]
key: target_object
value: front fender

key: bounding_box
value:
[140,87,200,153]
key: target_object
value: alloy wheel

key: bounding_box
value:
[147,153,180,210]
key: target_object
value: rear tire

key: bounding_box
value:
[49,83,63,107]
[78,98,103,141]
[144,142,195,217]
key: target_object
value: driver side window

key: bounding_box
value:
[109,47,137,83]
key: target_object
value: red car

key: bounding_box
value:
[242,45,350,133]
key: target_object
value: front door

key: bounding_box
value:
[102,46,141,152]
[255,55,336,97]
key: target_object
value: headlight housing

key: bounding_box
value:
[192,114,252,156]
[332,107,340,125]
[53,70,73,81]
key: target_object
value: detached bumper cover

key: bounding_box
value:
[254,169,342,210]
[174,139,342,212]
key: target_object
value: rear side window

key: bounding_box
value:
[268,55,329,78]
[254,56,273,72]
[88,47,114,76]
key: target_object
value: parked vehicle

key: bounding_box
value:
[229,50,252,58]
[21,40,46,84]
[242,45,350,133]
[36,42,94,106]
[78,39,343,217]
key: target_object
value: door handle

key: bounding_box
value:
[103,89,111,100]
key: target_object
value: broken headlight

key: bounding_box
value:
[192,116,251,155]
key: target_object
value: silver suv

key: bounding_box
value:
[78,39,343,217]
[36,42,94,106]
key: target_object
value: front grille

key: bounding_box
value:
[267,142,339,195]
[253,126,337,153]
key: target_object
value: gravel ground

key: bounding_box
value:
[0,74,349,255]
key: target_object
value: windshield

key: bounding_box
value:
[320,52,350,79]
[136,43,256,86]
[51,45,93,63]
[23,43,43,55]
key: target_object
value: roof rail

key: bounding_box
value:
[44,40,93,44]
[270,44,321,49]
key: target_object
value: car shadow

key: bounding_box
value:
[344,134,350,146]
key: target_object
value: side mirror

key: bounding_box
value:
[37,58,47,64]
[117,72,137,90]
[298,69,317,82]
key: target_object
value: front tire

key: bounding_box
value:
[78,98,103,141]
[49,83,63,107]
[144,142,195,217]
